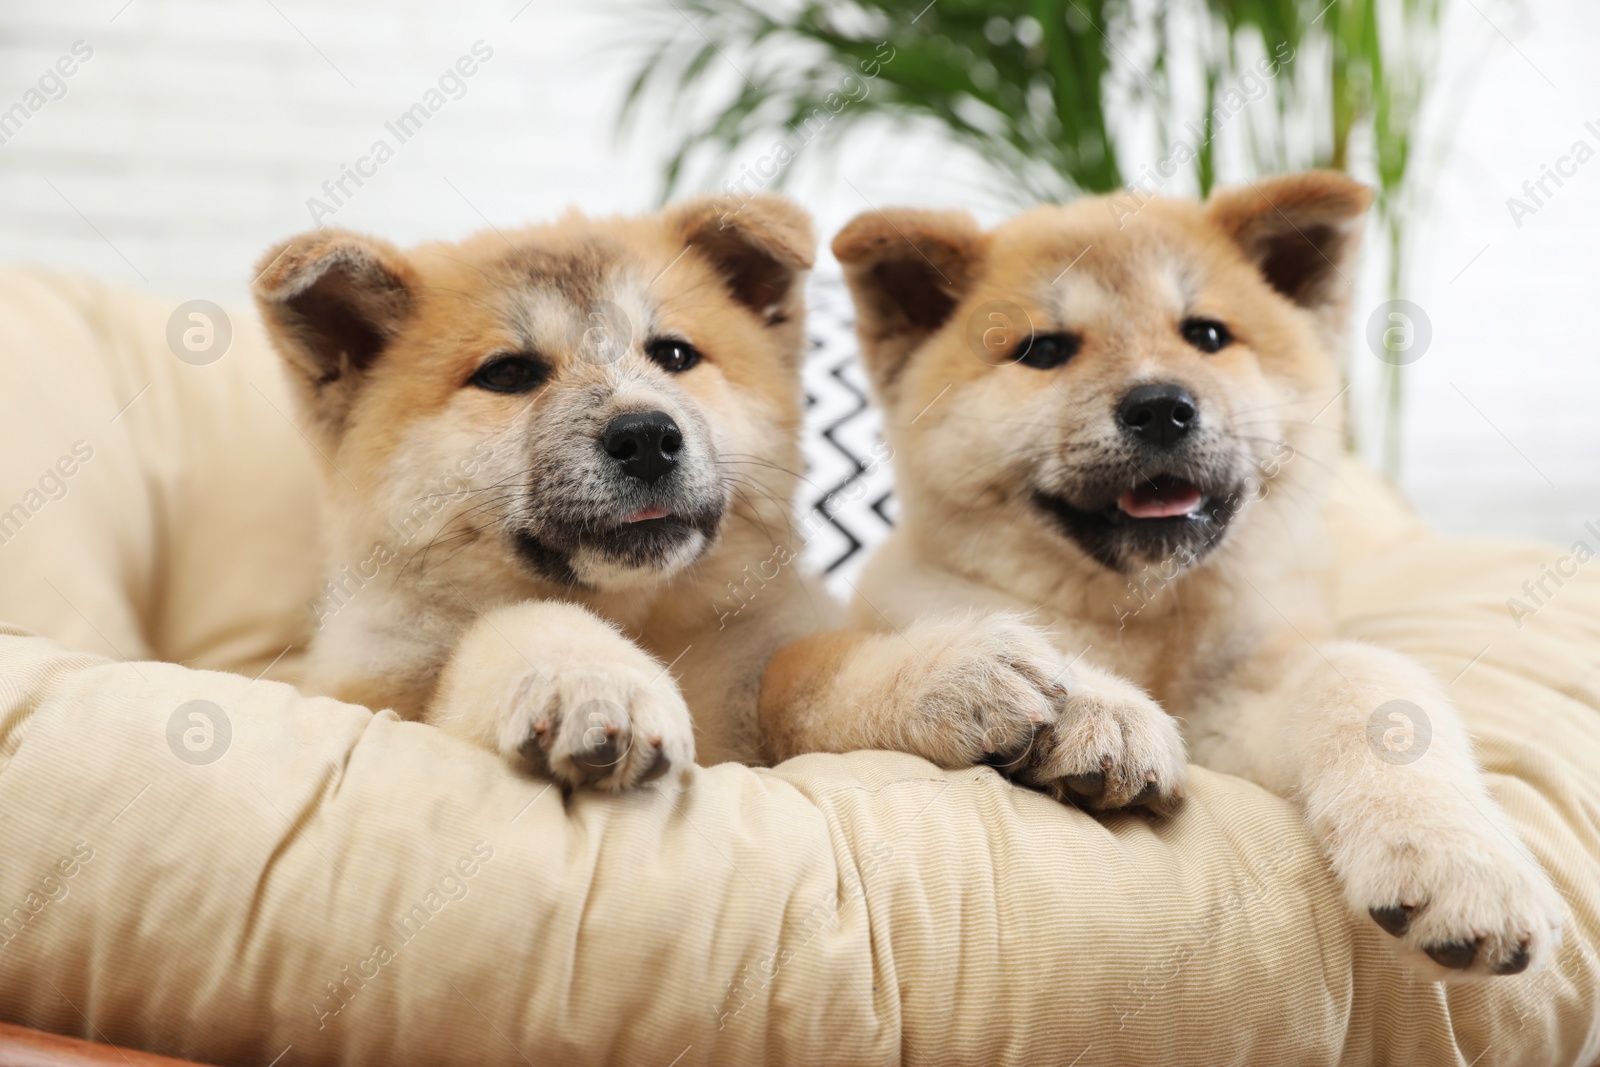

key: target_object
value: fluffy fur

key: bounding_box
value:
[808,171,1565,982]
[252,197,848,785]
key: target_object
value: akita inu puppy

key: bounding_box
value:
[803,171,1563,980]
[252,196,1065,795]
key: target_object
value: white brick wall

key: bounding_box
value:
[0,0,665,298]
[0,0,1594,545]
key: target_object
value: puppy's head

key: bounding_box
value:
[254,196,813,592]
[834,171,1369,576]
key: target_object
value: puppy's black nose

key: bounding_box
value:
[1118,384,1197,450]
[602,410,682,484]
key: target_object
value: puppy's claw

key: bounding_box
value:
[1064,772,1105,801]
[1494,943,1532,976]
[1369,903,1418,938]
[517,736,552,777]
[637,744,673,783]
[1148,790,1186,817]
[572,735,624,779]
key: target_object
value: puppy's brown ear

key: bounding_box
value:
[251,230,417,440]
[668,194,815,329]
[1206,170,1372,335]
[831,208,986,397]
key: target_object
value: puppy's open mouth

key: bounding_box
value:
[512,501,724,587]
[1035,473,1238,572]
[1115,475,1205,520]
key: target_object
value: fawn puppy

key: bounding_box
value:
[777,171,1562,981]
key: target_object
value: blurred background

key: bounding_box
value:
[0,0,1594,587]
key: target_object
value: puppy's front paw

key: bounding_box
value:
[501,663,695,792]
[1346,809,1564,980]
[430,602,696,791]
[1017,666,1188,815]
[891,613,1065,770]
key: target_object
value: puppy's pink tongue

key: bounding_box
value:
[625,505,671,523]
[1117,481,1203,519]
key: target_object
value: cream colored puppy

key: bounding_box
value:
[793,171,1564,981]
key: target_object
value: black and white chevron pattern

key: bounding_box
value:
[797,273,898,595]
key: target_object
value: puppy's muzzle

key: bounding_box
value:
[601,410,683,485]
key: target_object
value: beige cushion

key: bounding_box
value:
[0,267,1595,1065]
[0,268,321,677]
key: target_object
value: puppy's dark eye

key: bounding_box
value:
[1014,331,1080,370]
[468,355,547,394]
[1180,318,1232,354]
[646,338,702,374]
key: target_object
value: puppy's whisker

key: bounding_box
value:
[722,477,794,539]
[1232,419,1341,434]
[724,488,785,549]
[1227,396,1330,418]
[717,456,826,495]
[397,488,530,576]
[1232,436,1341,477]
[421,528,496,573]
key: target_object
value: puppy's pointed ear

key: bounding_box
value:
[251,230,417,440]
[668,194,815,330]
[1206,170,1372,336]
[831,208,986,397]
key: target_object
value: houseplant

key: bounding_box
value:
[616,0,1455,472]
